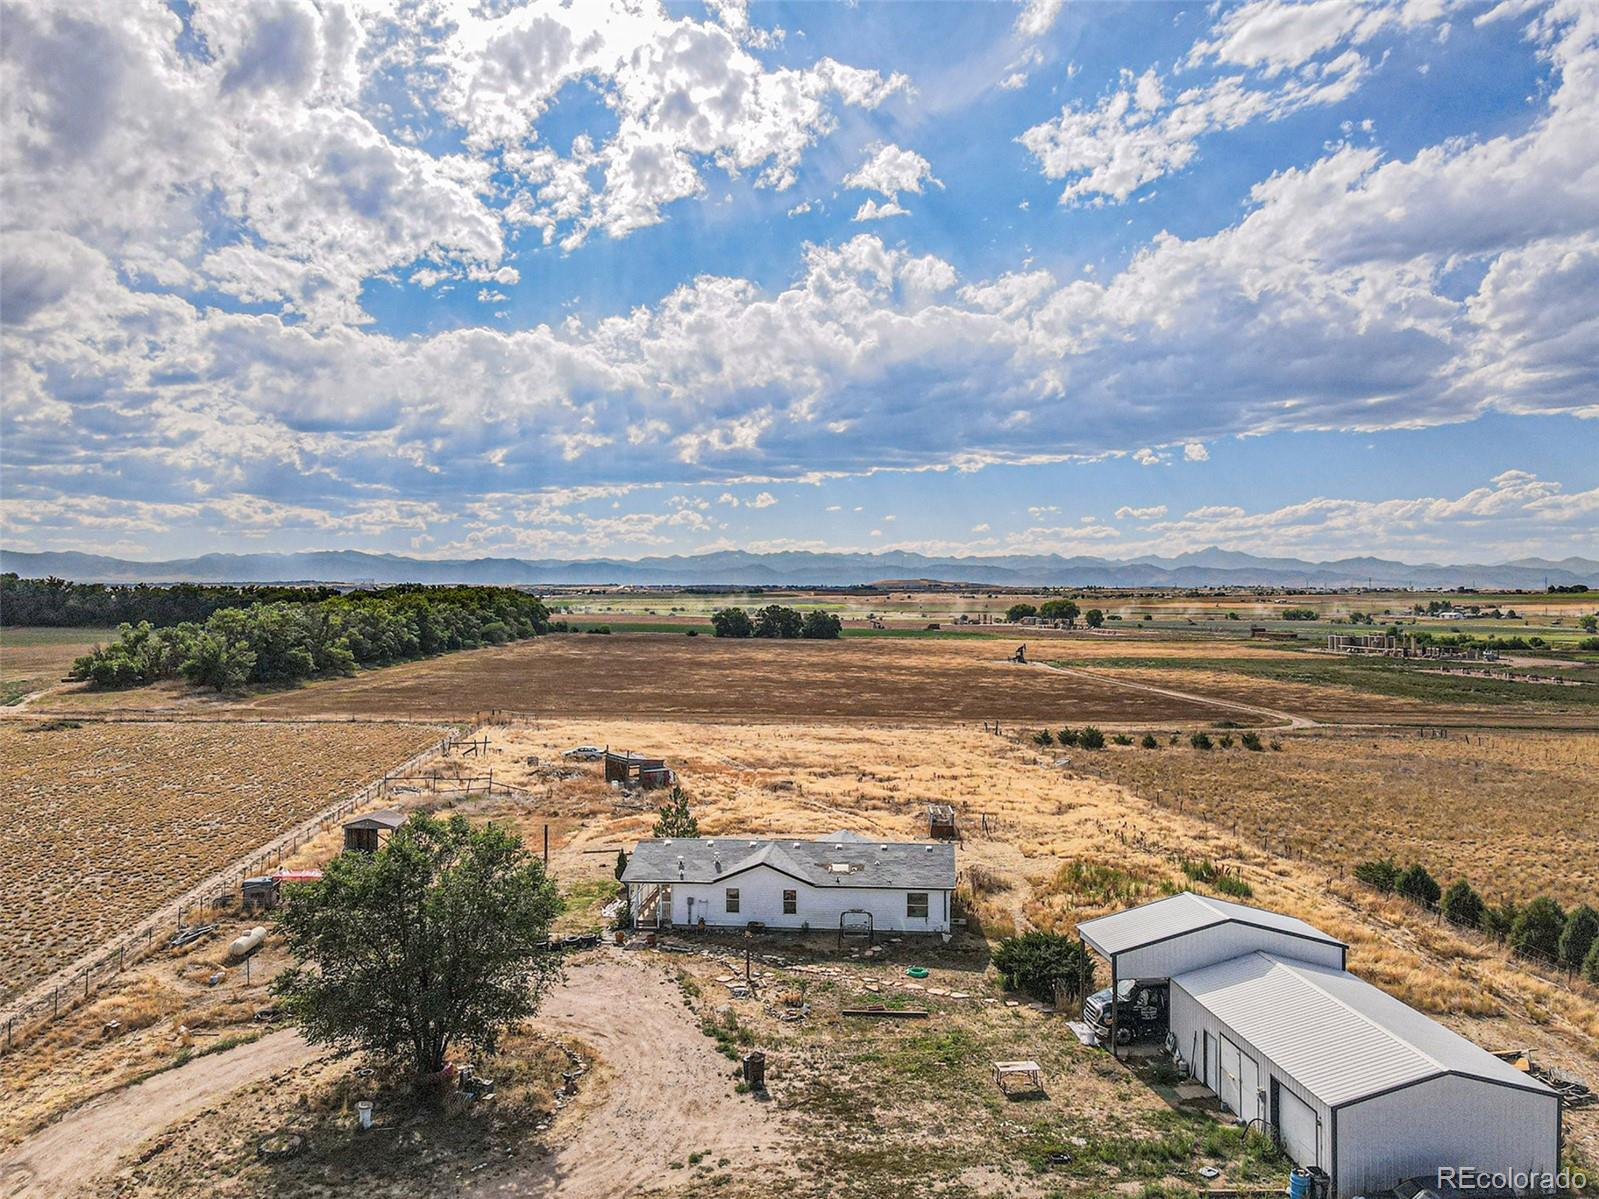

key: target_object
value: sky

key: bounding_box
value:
[1,0,1597,566]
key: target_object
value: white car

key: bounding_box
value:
[562,745,604,761]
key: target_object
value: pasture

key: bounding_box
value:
[0,627,117,706]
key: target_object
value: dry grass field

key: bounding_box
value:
[0,627,117,705]
[1075,729,1599,908]
[237,634,1262,725]
[0,719,443,1005]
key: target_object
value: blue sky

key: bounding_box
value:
[2,0,1596,565]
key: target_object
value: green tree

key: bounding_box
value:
[1039,599,1079,627]
[992,932,1096,1003]
[1139,733,1159,749]
[1189,731,1213,751]
[1084,608,1104,629]
[754,604,804,639]
[710,607,755,637]
[615,849,629,881]
[651,785,699,839]
[1558,904,1599,973]
[1240,732,1264,751]
[1057,727,1080,747]
[1510,896,1566,962]
[1006,603,1038,623]
[801,609,843,639]
[1396,864,1441,908]
[1584,937,1599,985]
[1078,725,1105,750]
[1581,614,1598,634]
[272,813,561,1077]
[1441,879,1485,929]
[1033,729,1055,747]
[1481,900,1518,942]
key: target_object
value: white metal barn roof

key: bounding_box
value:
[1172,951,1554,1107]
[1076,892,1345,959]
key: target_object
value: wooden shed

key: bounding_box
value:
[343,808,405,852]
[604,751,675,790]
[926,803,958,841]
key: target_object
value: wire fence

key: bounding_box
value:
[0,721,481,1055]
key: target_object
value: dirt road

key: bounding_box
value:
[1027,660,1317,728]
[467,954,790,1198]
[0,1030,319,1199]
[0,954,787,1199]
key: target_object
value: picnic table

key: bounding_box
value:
[992,1060,1044,1093]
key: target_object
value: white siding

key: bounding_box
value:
[1336,1075,1560,1197]
[664,864,950,933]
[1117,924,1343,980]
[1170,979,1333,1170]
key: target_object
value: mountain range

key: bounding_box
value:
[4,548,1596,590]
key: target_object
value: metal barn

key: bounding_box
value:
[1077,894,1561,1197]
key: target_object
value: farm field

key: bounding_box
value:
[0,627,116,705]
[1075,728,1599,909]
[6,715,1596,1193]
[238,633,1269,725]
[0,719,444,1005]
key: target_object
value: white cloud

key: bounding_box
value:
[1184,442,1210,461]
[1115,505,1168,519]
[1132,447,1164,466]
[852,198,910,221]
[843,142,941,199]
[971,522,991,532]
[749,491,778,508]
[1015,0,1065,40]
[786,200,813,217]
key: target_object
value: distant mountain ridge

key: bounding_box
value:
[4,548,1596,589]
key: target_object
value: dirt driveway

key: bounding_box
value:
[467,953,790,1198]
[0,1030,319,1198]
[0,954,788,1199]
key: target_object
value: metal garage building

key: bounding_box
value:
[1078,894,1561,1197]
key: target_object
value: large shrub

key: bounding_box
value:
[1558,905,1599,973]
[992,932,1096,1003]
[1353,858,1399,892]
[1396,864,1441,909]
[1510,897,1566,962]
[1441,880,1485,929]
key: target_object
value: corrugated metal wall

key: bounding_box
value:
[1118,923,1343,980]
[1336,1074,1559,1196]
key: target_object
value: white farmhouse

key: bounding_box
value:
[621,831,956,935]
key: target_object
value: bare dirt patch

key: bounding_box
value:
[0,719,443,1004]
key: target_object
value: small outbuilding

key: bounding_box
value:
[926,802,958,841]
[342,808,405,853]
[604,750,675,790]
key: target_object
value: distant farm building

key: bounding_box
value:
[605,750,675,790]
[926,802,958,841]
[342,808,405,853]
[1249,626,1299,641]
[622,833,956,934]
[1326,634,1488,661]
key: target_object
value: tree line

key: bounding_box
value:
[710,604,842,639]
[69,586,551,691]
[1,573,343,627]
[1355,857,1599,982]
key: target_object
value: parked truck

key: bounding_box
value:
[1083,979,1169,1045]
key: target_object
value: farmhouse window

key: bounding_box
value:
[725,888,740,914]
[907,892,930,919]
[783,889,797,915]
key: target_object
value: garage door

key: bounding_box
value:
[1276,1082,1319,1166]
[1218,1038,1243,1116]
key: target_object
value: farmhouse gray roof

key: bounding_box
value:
[1172,951,1554,1107]
[622,836,956,890]
[1076,891,1345,959]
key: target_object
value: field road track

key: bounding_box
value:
[0,1030,319,1198]
[0,955,788,1199]
[1022,660,1318,730]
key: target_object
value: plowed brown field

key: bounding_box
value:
[242,633,1263,725]
[0,720,442,1004]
